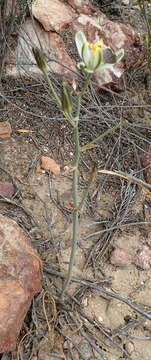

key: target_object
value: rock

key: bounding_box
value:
[0,121,12,138]
[110,245,151,270]
[72,10,144,87]
[134,245,151,270]
[124,341,135,355]
[0,215,41,352]
[60,190,73,209]
[7,18,76,81]
[5,0,145,90]
[110,248,133,267]
[0,181,14,198]
[37,156,60,176]
[32,0,75,32]
[68,0,98,15]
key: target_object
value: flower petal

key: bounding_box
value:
[87,48,102,71]
[82,42,92,67]
[75,31,87,58]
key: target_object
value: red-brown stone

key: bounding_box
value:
[0,215,42,353]
[0,182,14,198]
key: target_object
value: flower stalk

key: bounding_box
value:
[60,123,80,298]
[33,32,125,298]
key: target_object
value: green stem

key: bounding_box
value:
[76,93,81,119]
[80,120,128,152]
[44,71,91,298]
[79,73,92,97]
[64,112,75,127]
[60,123,80,298]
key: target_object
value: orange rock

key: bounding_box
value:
[0,215,42,352]
[0,121,12,138]
[40,156,60,176]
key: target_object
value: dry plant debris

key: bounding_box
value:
[0,0,151,359]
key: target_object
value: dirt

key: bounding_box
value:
[0,1,151,360]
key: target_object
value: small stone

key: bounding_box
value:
[0,121,12,138]
[134,245,151,270]
[110,248,133,267]
[60,190,73,209]
[124,341,135,354]
[0,181,14,198]
[98,316,103,322]
[36,156,61,176]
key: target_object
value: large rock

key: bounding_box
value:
[32,0,75,32]
[7,18,76,81]
[0,215,41,353]
[71,9,144,87]
[5,0,145,89]
[72,11,144,69]
[68,0,99,15]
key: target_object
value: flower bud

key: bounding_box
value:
[33,47,46,71]
[61,82,73,115]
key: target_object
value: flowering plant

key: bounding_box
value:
[33,32,125,298]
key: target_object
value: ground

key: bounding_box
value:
[0,1,151,360]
